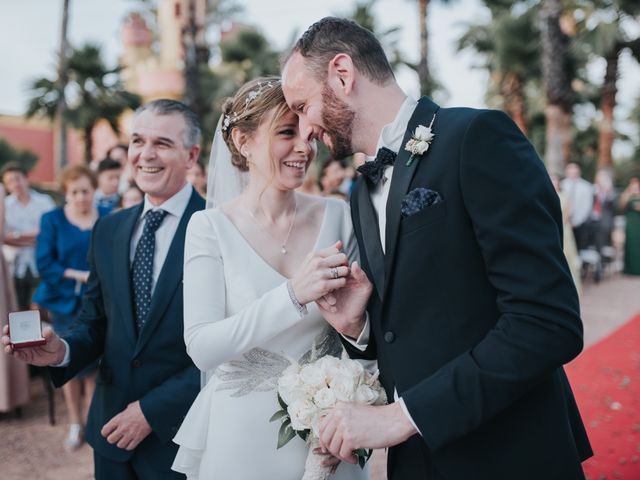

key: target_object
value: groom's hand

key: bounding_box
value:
[101,401,152,451]
[318,402,417,464]
[317,261,372,339]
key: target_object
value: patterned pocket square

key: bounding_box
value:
[401,188,443,217]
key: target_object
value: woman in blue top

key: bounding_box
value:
[34,164,106,452]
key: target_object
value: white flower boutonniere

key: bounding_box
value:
[404,113,437,166]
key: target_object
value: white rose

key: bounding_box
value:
[354,384,378,405]
[338,359,364,384]
[317,355,341,378]
[329,374,356,402]
[313,387,337,410]
[374,386,388,405]
[299,364,327,393]
[288,398,317,431]
[415,140,430,154]
[278,370,305,405]
[414,125,433,141]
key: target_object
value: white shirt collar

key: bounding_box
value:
[365,95,419,163]
[141,182,193,219]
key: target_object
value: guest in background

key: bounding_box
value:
[585,169,616,253]
[551,175,581,294]
[107,144,136,194]
[119,183,144,210]
[318,157,346,197]
[561,163,593,251]
[0,183,30,415]
[298,168,322,196]
[620,176,640,276]
[186,161,207,199]
[33,165,105,451]
[1,163,55,310]
[94,158,122,214]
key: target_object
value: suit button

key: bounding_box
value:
[384,331,395,343]
[132,359,141,368]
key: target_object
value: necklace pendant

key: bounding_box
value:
[281,245,287,255]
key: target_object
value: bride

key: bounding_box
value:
[172,77,370,479]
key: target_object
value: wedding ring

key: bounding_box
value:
[330,267,339,279]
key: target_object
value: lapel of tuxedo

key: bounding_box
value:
[354,177,385,300]
[114,204,143,349]
[135,190,202,354]
[383,97,440,294]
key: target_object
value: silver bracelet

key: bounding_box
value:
[286,280,308,317]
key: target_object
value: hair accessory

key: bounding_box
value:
[221,80,281,133]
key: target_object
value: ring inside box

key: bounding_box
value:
[9,310,46,348]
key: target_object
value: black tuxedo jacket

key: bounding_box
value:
[345,98,592,479]
[50,189,204,469]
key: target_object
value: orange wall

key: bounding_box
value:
[0,117,54,183]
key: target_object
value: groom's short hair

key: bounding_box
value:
[287,17,394,86]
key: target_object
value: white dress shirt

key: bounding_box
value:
[560,177,593,227]
[346,95,422,433]
[130,182,194,294]
[3,190,55,278]
[55,183,194,367]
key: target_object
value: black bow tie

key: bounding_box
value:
[357,147,397,185]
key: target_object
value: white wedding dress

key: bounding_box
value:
[172,197,369,480]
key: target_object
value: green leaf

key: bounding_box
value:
[296,429,310,442]
[277,421,296,449]
[277,393,288,411]
[354,448,373,469]
[269,410,289,423]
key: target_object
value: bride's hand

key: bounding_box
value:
[290,241,350,306]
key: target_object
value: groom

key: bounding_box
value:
[282,17,592,480]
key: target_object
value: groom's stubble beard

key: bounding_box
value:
[321,83,355,160]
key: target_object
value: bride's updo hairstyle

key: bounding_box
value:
[220,76,290,172]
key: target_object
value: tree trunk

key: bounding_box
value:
[545,104,572,176]
[540,0,573,174]
[418,0,430,96]
[55,0,70,172]
[83,124,94,164]
[598,49,619,169]
[502,72,528,135]
[182,0,202,116]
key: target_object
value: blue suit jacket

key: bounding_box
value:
[50,189,204,467]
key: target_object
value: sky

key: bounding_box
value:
[1,0,639,153]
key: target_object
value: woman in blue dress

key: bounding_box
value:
[34,165,107,451]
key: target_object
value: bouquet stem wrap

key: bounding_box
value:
[302,436,332,480]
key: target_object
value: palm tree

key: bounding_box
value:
[414,0,455,96]
[56,0,71,168]
[576,0,640,169]
[458,5,541,134]
[540,0,575,175]
[27,44,141,163]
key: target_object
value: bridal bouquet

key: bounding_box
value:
[270,352,387,480]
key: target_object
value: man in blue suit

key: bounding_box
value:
[3,99,205,479]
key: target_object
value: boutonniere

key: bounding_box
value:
[404,113,436,166]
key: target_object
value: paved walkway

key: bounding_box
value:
[2,274,639,480]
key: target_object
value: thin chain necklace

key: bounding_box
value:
[244,197,298,255]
